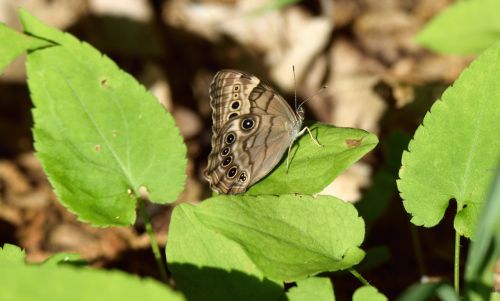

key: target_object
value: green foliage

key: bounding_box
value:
[0,244,185,301]
[353,286,388,301]
[465,168,500,301]
[0,8,381,301]
[397,40,500,238]
[0,22,51,74]
[397,282,459,301]
[172,194,364,282]
[167,202,283,301]
[416,0,500,55]
[15,9,187,226]
[0,243,26,264]
[40,253,86,267]
[283,277,335,301]
[248,124,378,195]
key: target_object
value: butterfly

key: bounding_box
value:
[204,70,321,194]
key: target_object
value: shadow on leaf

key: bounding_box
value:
[169,263,285,301]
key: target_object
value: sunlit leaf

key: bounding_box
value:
[167,204,283,301]
[416,0,500,55]
[284,277,335,301]
[0,22,51,74]
[20,9,187,226]
[195,194,365,281]
[398,41,500,237]
[248,124,378,195]
[353,286,387,301]
[0,244,184,301]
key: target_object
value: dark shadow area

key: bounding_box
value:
[169,263,285,301]
[0,82,33,157]
[0,219,17,246]
[100,247,166,281]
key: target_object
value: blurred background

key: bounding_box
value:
[0,0,478,298]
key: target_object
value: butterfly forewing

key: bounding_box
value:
[204,70,303,194]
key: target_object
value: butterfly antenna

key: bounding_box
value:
[293,65,298,111]
[298,85,328,109]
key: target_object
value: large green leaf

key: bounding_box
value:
[19,9,186,226]
[397,41,500,237]
[0,244,184,301]
[247,124,378,195]
[416,0,500,55]
[167,203,283,301]
[195,194,365,281]
[283,277,335,301]
[0,22,52,74]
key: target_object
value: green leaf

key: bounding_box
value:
[397,282,459,301]
[247,124,378,195]
[167,203,283,301]
[0,244,185,301]
[19,9,186,226]
[41,253,86,267]
[0,244,25,265]
[397,41,500,238]
[465,168,500,301]
[352,285,388,301]
[353,286,387,301]
[416,0,500,55]
[195,194,365,281]
[0,22,52,74]
[284,277,335,301]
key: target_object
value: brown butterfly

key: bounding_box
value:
[204,70,320,194]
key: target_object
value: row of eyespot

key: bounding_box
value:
[219,120,255,183]
[219,84,251,183]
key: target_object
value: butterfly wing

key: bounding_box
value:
[208,70,298,133]
[204,114,294,194]
[205,70,302,194]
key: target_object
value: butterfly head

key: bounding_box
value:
[296,105,305,122]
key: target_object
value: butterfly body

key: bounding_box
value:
[204,70,306,194]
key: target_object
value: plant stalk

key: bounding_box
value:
[409,225,427,277]
[454,231,461,294]
[349,268,370,286]
[139,198,168,283]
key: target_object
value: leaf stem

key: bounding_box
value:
[138,198,168,283]
[454,230,461,294]
[349,268,370,286]
[409,224,427,276]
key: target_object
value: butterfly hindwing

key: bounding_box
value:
[205,70,303,194]
[205,114,292,194]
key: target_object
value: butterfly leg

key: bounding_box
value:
[301,126,324,147]
[286,143,292,174]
